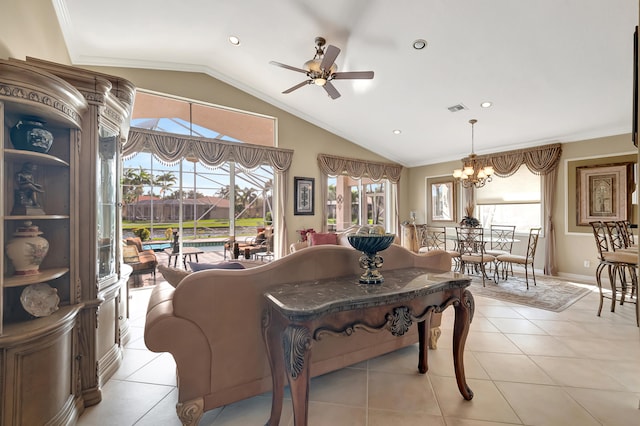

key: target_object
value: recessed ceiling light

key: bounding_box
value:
[480,101,493,108]
[393,129,402,135]
[412,39,427,50]
[228,36,240,46]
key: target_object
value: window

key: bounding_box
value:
[474,166,542,233]
[327,175,389,231]
[122,91,276,242]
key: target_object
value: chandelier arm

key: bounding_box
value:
[453,119,489,189]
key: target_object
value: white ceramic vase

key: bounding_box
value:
[5,221,49,275]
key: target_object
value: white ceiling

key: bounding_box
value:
[53,0,638,167]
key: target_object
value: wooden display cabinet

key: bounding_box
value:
[0,58,135,424]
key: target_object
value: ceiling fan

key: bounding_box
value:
[270,36,374,99]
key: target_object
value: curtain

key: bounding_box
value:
[475,143,562,275]
[317,154,403,184]
[543,169,559,275]
[317,154,403,232]
[125,127,294,258]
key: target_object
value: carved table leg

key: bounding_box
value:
[283,325,312,426]
[453,289,474,400]
[263,309,285,426]
[176,398,203,426]
[417,315,430,374]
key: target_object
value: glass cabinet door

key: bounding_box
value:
[97,128,118,284]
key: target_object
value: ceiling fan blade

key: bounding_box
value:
[269,61,308,74]
[282,80,311,94]
[323,81,341,99]
[320,45,340,70]
[332,71,374,80]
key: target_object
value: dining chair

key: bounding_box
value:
[485,225,516,256]
[495,228,541,290]
[485,224,516,278]
[589,221,638,326]
[456,226,496,286]
[618,220,638,250]
[418,225,460,271]
[603,221,638,298]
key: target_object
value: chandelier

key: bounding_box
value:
[452,119,494,188]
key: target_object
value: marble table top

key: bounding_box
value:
[264,267,470,322]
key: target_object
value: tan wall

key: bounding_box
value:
[0,0,71,64]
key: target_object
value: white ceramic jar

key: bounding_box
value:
[5,221,49,275]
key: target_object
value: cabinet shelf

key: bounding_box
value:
[5,215,70,220]
[3,148,69,167]
[3,268,70,288]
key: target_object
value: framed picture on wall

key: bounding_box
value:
[294,177,314,215]
[430,180,456,222]
[577,163,632,225]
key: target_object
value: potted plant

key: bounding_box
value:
[460,203,480,227]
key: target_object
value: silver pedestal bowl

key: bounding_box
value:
[347,233,395,284]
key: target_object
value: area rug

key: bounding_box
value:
[467,272,594,312]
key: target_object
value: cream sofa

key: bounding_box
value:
[144,244,451,425]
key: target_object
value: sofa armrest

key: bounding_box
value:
[144,282,212,402]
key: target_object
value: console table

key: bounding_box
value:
[262,267,474,426]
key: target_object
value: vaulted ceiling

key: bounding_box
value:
[53,0,638,166]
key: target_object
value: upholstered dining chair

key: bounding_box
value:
[620,220,637,248]
[603,221,637,299]
[495,228,541,290]
[485,224,517,278]
[456,226,496,286]
[485,225,516,256]
[418,225,460,270]
[590,221,638,327]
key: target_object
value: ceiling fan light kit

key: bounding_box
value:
[270,36,374,99]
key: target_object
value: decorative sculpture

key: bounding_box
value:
[12,162,45,215]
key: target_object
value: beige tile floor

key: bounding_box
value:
[78,266,640,426]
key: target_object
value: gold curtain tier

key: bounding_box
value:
[471,143,562,177]
[125,128,293,172]
[317,153,403,183]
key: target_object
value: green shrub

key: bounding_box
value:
[133,227,151,241]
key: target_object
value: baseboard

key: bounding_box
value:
[555,272,596,285]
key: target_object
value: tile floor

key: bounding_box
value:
[78,273,640,426]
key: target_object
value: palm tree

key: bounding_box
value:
[121,166,152,220]
[155,172,177,198]
[154,171,177,221]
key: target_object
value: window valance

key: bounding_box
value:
[125,128,293,172]
[317,154,403,183]
[471,143,562,177]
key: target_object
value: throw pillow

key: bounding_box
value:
[158,264,190,287]
[189,261,246,272]
[309,232,338,246]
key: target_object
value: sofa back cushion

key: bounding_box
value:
[309,232,338,246]
[189,261,246,272]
